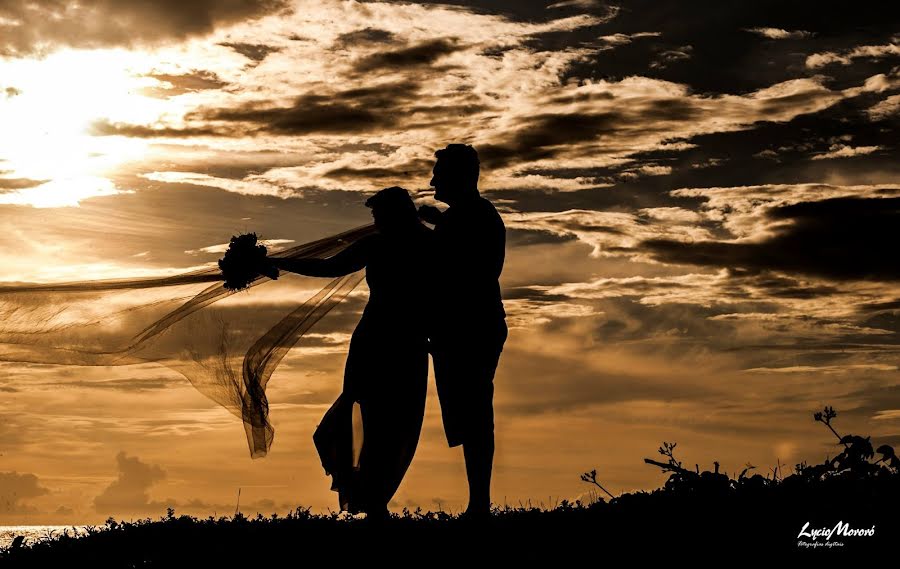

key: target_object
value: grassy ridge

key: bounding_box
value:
[2,406,896,564]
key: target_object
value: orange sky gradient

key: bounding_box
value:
[0,0,898,524]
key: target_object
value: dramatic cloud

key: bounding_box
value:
[744,28,812,40]
[597,32,660,48]
[93,451,166,513]
[547,0,605,9]
[867,94,900,121]
[333,27,398,48]
[650,46,693,69]
[0,178,123,208]
[643,195,900,282]
[0,177,46,190]
[505,208,713,257]
[0,0,288,56]
[0,471,48,514]
[352,38,461,72]
[806,43,900,68]
[138,70,229,99]
[811,144,883,160]
[88,120,229,138]
[476,75,855,172]
[189,79,424,135]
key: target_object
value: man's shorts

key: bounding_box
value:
[431,318,508,447]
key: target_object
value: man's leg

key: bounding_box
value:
[462,428,493,515]
[462,333,504,516]
[434,322,506,516]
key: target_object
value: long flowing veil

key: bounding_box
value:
[0,223,378,458]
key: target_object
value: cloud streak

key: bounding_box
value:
[0,0,288,56]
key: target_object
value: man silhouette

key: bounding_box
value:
[419,144,507,518]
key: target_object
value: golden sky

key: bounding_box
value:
[0,0,898,523]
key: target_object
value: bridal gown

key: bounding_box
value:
[313,226,433,514]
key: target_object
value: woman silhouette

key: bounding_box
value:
[268,187,432,517]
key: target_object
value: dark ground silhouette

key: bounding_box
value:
[3,406,897,563]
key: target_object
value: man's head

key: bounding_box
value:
[430,144,479,204]
[365,186,419,234]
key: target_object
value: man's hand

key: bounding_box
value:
[418,205,444,225]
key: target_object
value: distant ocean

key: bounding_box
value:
[0,526,88,549]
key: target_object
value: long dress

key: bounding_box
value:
[313,226,432,514]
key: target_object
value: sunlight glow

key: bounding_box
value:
[0,176,122,208]
[0,49,162,207]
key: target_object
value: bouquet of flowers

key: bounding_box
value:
[218,232,280,291]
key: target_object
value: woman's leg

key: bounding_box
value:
[355,398,391,517]
[373,349,429,509]
[355,348,428,516]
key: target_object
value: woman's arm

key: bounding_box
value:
[269,236,371,278]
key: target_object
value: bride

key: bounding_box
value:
[267,186,433,518]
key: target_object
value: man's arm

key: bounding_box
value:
[464,202,505,280]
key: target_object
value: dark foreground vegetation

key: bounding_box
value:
[2,407,897,565]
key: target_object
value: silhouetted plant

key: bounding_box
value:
[579,469,614,499]
[814,405,842,442]
[876,444,900,469]
[631,405,899,493]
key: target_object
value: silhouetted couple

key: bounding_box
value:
[269,144,507,520]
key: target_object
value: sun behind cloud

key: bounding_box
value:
[0,48,162,206]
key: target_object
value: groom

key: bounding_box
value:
[419,144,508,518]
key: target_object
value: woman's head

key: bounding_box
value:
[365,186,419,233]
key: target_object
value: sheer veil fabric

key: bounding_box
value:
[0,223,378,458]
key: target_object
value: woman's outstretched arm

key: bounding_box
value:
[268,235,372,278]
